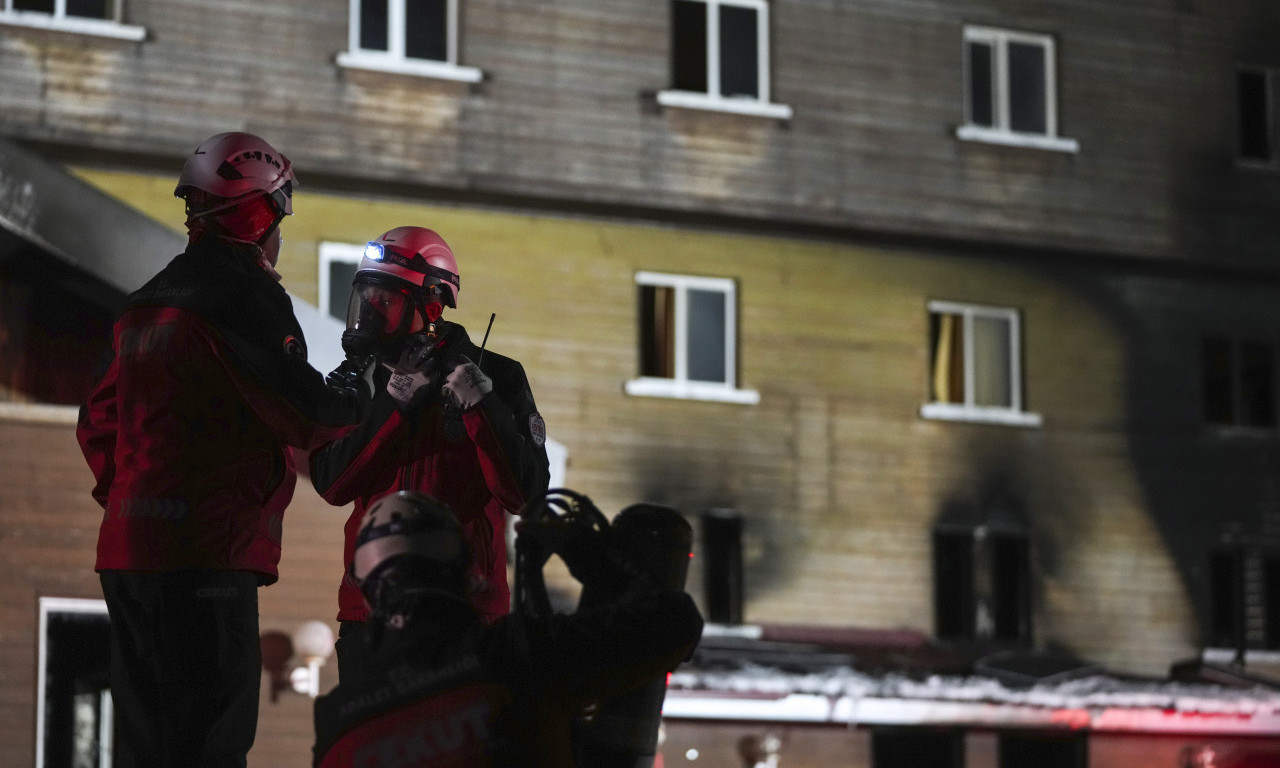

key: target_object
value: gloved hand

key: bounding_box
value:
[519,518,620,589]
[326,355,377,404]
[384,340,440,409]
[441,356,493,410]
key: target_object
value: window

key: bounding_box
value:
[36,597,115,768]
[921,301,1041,426]
[1202,336,1275,429]
[657,0,793,119]
[998,732,1086,768]
[873,729,963,768]
[701,510,744,624]
[934,527,1031,643]
[1,0,145,40]
[1239,68,1277,166]
[957,26,1078,153]
[336,0,482,82]
[625,271,758,404]
[1208,547,1280,652]
[319,242,365,322]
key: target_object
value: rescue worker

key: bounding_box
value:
[76,131,374,768]
[311,490,704,767]
[308,226,550,677]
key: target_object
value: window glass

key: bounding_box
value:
[14,0,55,11]
[972,314,1012,408]
[360,0,390,51]
[1239,70,1272,162]
[1007,41,1047,134]
[66,0,109,19]
[405,0,447,61]
[328,261,359,322]
[686,288,726,383]
[967,41,994,127]
[718,4,759,99]
[672,0,708,92]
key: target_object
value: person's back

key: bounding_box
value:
[312,490,703,767]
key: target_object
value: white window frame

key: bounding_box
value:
[336,0,482,83]
[625,271,759,405]
[319,241,366,321]
[956,26,1078,153]
[657,0,793,120]
[36,597,113,768]
[0,0,144,41]
[920,300,1042,427]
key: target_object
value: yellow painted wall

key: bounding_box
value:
[66,168,1194,666]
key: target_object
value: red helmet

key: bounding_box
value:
[356,226,461,308]
[174,131,297,213]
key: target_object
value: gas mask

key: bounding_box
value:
[342,277,446,361]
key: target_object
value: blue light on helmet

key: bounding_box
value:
[364,241,385,261]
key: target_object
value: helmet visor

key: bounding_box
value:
[346,278,419,339]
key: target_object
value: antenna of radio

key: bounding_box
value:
[477,313,496,367]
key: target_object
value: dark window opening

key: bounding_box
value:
[872,728,963,768]
[1202,336,1275,428]
[934,527,1031,644]
[1209,548,1280,651]
[702,510,743,624]
[672,0,708,92]
[718,4,759,98]
[1210,548,1246,649]
[639,285,676,379]
[1239,69,1273,162]
[1203,337,1235,424]
[42,607,115,767]
[1239,341,1275,427]
[999,732,1087,768]
[934,530,975,639]
[360,0,390,52]
[967,41,994,128]
[405,0,447,61]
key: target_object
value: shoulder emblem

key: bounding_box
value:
[528,412,546,447]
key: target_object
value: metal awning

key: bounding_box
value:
[0,136,185,309]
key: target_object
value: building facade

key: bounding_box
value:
[3,0,1280,766]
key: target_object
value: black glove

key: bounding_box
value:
[326,355,377,405]
[521,519,625,590]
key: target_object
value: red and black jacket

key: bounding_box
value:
[77,237,366,583]
[309,321,551,623]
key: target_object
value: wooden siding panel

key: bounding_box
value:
[2,1,1277,266]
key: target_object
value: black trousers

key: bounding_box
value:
[100,571,261,768]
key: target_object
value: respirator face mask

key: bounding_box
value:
[344,279,418,359]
